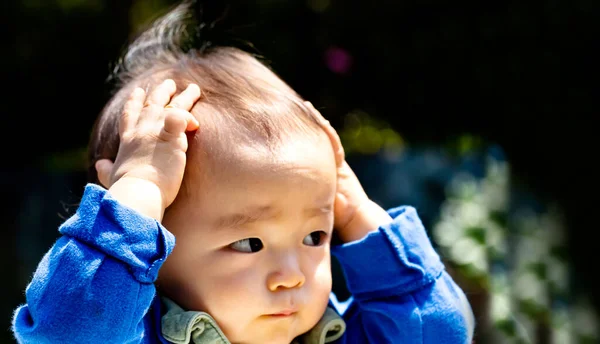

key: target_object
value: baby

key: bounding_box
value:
[12,1,475,343]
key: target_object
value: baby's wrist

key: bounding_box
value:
[336,200,392,243]
[107,177,166,222]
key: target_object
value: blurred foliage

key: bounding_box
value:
[338,110,599,343]
[429,143,598,343]
[339,110,405,156]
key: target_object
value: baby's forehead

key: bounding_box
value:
[184,132,336,187]
[208,140,330,174]
[174,132,337,228]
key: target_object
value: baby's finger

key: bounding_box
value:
[120,87,145,135]
[167,84,201,111]
[145,79,177,107]
[163,108,199,136]
[305,101,345,166]
[305,101,325,123]
[323,120,345,167]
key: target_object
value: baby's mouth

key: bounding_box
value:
[270,312,295,317]
[266,308,298,317]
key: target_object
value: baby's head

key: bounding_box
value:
[88,2,337,343]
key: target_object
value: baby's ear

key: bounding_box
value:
[95,159,114,189]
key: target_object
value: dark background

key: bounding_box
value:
[2,0,598,343]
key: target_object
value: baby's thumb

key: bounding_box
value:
[95,159,114,189]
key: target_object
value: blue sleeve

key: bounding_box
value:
[330,206,475,344]
[11,184,175,344]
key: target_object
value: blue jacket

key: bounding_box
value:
[12,184,475,343]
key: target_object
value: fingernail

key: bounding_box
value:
[189,83,200,91]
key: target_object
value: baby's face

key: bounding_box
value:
[159,133,337,344]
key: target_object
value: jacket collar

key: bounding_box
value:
[160,296,346,344]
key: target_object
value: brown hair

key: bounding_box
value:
[87,0,322,185]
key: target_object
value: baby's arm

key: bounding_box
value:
[330,205,475,344]
[307,102,474,343]
[12,80,201,343]
[12,185,174,343]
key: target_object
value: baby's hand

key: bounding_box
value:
[306,102,392,242]
[95,79,201,221]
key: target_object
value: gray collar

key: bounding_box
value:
[160,297,346,344]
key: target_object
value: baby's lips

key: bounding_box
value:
[266,305,299,316]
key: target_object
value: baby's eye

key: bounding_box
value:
[303,231,326,246]
[230,238,264,253]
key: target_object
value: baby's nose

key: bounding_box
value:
[266,255,305,291]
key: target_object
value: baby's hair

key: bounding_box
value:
[87,0,323,184]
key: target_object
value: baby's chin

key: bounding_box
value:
[222,301,329,344]
[224,320,308,344]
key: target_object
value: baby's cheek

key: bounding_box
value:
[200,269,263,341]
[308,255,333,314]
[301,271,333,336]
[205,264,260,306]
[311,248,333,291]
[317,271,333,305]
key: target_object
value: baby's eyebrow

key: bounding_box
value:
[216,206,276,229]
[215,204,332,229]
